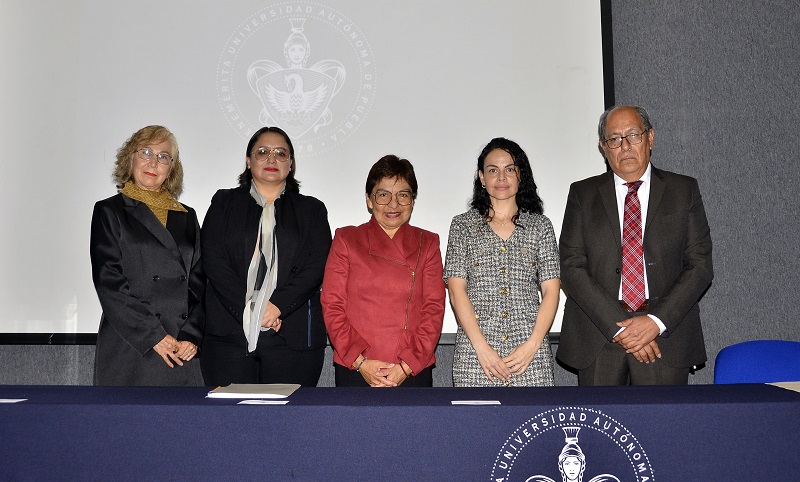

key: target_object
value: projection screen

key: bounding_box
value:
[0,0,607,335]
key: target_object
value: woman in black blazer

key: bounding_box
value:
[91,125,204,386]
[201,126,331,387]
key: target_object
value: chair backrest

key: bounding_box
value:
[714,340,800,384]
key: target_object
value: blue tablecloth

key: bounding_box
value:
[1,384,798,480]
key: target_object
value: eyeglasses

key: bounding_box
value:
[137,148,173,165]
[603,130,648,149]
[372,189,414,206]
[484,165,518,178]
[252,146,291,162]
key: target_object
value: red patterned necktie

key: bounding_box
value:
[622,181,645,311]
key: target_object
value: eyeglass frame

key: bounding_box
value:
[136,147,174,166]
[371,189,415,206]
[251,146,292,163]
[603,129,649,149]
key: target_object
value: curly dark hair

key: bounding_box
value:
[470,137,544,226]
[238,126,300,192]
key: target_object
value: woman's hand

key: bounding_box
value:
[260,302,282,331]
[475,342,512,382]
[153,335,182,368]
[358,359,398,387]
[503,338,542,377]
[375,363,408,386]
[175,341,198,361]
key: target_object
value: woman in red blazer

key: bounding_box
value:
[322,155,446,387]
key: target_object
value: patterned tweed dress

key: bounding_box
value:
[444,210,560,387]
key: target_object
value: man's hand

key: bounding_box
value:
[613,315,660,353]
[629,340,662,363]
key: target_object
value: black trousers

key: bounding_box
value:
[334,363,434,387]
[201,331,324,387]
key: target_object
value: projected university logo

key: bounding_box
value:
[492,407,655,482]
[247,18,345,138]
[217,2,376,157]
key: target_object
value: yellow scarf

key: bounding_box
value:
[121,182,187,227]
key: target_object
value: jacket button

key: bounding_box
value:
[500,246,507,253]
[615,268,621,274]
[179,275,187,281]
[155,313,161,319]
[181,313,188,320]
[502,312,509,318]
[152,275,160,281]
[291,266,298,274]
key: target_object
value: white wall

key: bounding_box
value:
[0,0,606,333]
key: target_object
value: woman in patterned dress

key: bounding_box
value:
[444,138,560,387]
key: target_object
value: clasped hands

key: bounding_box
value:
[358,358,410,387]
[260,301,283,332]
[477,339,540,383]
[153,334,197,368]
[612,315,662,363]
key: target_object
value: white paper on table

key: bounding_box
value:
[451,400,502,405]
[237,399,290,405]
[0,399,27,403]
[206,383,300,399]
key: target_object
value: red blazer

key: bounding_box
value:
[321,217,445,374]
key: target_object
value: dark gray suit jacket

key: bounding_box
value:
[91,193,204,386]
[557,166,713,370]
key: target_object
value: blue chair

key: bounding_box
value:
[714,340,800,384]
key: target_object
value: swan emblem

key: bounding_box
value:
[264,73,329,115]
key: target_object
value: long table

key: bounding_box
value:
[1,384,798,480]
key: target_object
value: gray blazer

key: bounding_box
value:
[90,193,204,386]
[557,166,713,370]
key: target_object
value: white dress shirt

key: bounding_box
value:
[612,163,667,335]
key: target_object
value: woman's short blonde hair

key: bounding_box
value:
[113,125,184,197]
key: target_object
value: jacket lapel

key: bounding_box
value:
[598,172,622,250]
[166,208,193,271]
[122,194,182,258]
[243,191,261,268]
[275,193,299,283]
[366,218,422,271]
[396,224,422,270]
[646,166,666,230]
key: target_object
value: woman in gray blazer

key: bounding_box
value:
[90,125,204,386]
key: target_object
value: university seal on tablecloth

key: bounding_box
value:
[216,2,376,157]
[491,407,655,482]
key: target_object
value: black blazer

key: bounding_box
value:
[558,166,713,369]
[90,193,204,386]
[202,185,332,351]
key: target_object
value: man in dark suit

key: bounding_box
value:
[558,105,713,385]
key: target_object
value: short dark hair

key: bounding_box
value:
[238,126,300,192]
[598,104,653,139]
[365,155,418,198]
[470,137,544,224]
